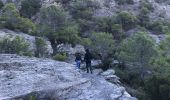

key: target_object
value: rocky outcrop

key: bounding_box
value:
[3,0,170,20]
[126,29,166,44]
[57,44,86,63]
[0,54,137,100]
[0,29,53,56]
[94,0,170,20]
[57,44,85,55]
[101,69,121,84]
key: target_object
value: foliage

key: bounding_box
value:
[29,95,36,100]
[0,0,4,9]
[149,20,170,34]
[95,17,124,42]
[118,32,158,80]
[95,17,116,33]
[35,37,47,57]
[139,0,154,12]
[138,7,151,28]
[55,25,81,44]
[115,0,134,5]
[20,0,41,18]
[0,36,31,56]
[151,35,170,75]
[81,38,92,48]
[111,24,125,42]
[118,32,157,65]
[68,0,99,32]
[146,35,170,100]
[0,3,20,29]
[116,11,137,31]
[39,5,66,34]
[117,34,170,100]
[89,32,114,58]
[144,75,170,100]
[53,53,67,61]
[160,35,170,57]
[115,67,143,87]
[17,18,37,34]
[0,3,36,34]
[39,5,80,45]
[137,0,154,28]
[88,32,115,70]
[69,0,100,20]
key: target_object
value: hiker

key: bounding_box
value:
[75,52,82,69]
[84,49,92,73]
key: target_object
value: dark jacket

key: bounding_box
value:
[84,52,92,64]
[75,54,82,61]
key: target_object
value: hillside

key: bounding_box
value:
[0,0,170,100]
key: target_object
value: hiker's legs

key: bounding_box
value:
[86,63,92,73]
[78,61,81,69]
[76,60,81,69]
[89,63,92,74]
[86,63,89,73]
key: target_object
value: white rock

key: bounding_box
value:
[101,69,121,84]
[0,54,137,100]
[101,69,116,76]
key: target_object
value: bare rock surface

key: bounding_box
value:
[0,54,137,100]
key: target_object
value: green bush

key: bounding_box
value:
[69,0,100,20]
[139,0,154,12]
[20,0,41,18]
[35,37,47,57]
[39,5,67,39]
[39,5,67,32]
[95,17,124,42]
[148,20,170,34]
[39,5,82,45]
[17,18,37,35]
[0,3,37,34]
[55,25,81,45]
[80,38,92,48]
[144,75,170,100]
[0,36,31,56]
[95,17,115,33]
[151,35,170,74]
[68,0,100,32]
[137,0,154,28]
[53,53,67,61]
[0,0,4,9]
[118,32,158,81]
[118,32,157,65]
[137,7,151,28]
[89,32,115,70]
[116,11,137,31]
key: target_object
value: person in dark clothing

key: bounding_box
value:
[84,49,92,73]
[75,52,82,69]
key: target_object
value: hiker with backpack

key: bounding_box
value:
[84,49,93,74]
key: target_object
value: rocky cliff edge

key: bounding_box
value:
[0,54,137,100]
